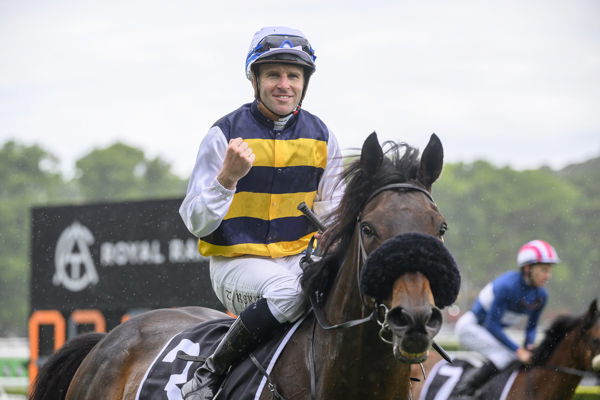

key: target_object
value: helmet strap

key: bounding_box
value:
[522,265,534,286]
[257,99,289,121]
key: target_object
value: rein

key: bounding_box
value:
[524,364,593,400]
[538,364,591,377]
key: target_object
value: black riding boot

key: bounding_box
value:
[181,299,283,400]
[453,360,499,397]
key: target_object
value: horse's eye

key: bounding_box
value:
[360,223,375,238]
[439,222,448,238]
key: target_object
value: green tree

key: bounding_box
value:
[74,142,187,201]
[1,137,598,336]
[0,140,189,335]
[553,157,600,313]
[0,141,66,336]
[435,160,586,316]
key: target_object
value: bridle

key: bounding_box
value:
[356,182,435,280]
[298,182,449,400]
[252,185,447,400]
[301,182,437,332]
[354,183,436,338]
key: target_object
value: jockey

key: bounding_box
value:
[179,26,345,400]
[453,239,560,396]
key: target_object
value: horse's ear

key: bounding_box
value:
[360,132,384,175]
[417,133,444,191]
[588,299,598,317]
[581,299,599,330]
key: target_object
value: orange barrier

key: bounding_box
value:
[69,309,106,332]
[28,307,233,384]
[28,310,66,384]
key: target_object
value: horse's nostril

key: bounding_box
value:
[387,305,442,336]
[426,307,443,334]
[387,307,411,330]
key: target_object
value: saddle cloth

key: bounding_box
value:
[419,358,518,400]
[135,316,305,400]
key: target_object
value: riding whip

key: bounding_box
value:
[298,202,326,233]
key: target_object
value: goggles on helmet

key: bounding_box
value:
[252,35,316,60]
[246,34,316,80]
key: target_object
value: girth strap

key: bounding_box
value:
[249,353,286,400]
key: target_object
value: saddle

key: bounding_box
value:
[420,358,517,400]
[135,317,305,400]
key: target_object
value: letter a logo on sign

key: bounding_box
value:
[53,221,99,292]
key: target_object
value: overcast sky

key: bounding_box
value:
[1,0,599,177]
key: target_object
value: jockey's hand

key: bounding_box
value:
[217,138,255,190]
[516,347,533,365]
[314,227,331,242]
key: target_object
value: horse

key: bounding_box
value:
[29,132,461,400]
[415,299,600,400]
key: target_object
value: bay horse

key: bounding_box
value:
[29,132,461,400]
[414,299,600,400]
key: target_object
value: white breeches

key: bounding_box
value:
[454,311,517,369]
[209,254,307,324]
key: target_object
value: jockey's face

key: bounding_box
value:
[254,63,304,116]
[526,263,553,288]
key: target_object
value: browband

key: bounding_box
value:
[365,183,434,205]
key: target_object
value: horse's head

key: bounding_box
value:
[301,132,460,365]
[530,299,600,378]
[351,132,460,363]
[355,132,447,249]
[573,299,600,373]
[360,233,459,363]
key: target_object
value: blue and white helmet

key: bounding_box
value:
[245,26,317,81]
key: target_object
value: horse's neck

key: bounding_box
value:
[314,230,411,399]
[322,229,364,323]
[523,332,584,399]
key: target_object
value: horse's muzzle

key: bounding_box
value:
[386,305,443,363]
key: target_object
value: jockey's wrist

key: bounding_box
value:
[216,173,238,190]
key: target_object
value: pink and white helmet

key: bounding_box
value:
[517,240,560,267]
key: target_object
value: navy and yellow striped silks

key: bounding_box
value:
[199,102,330,258]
